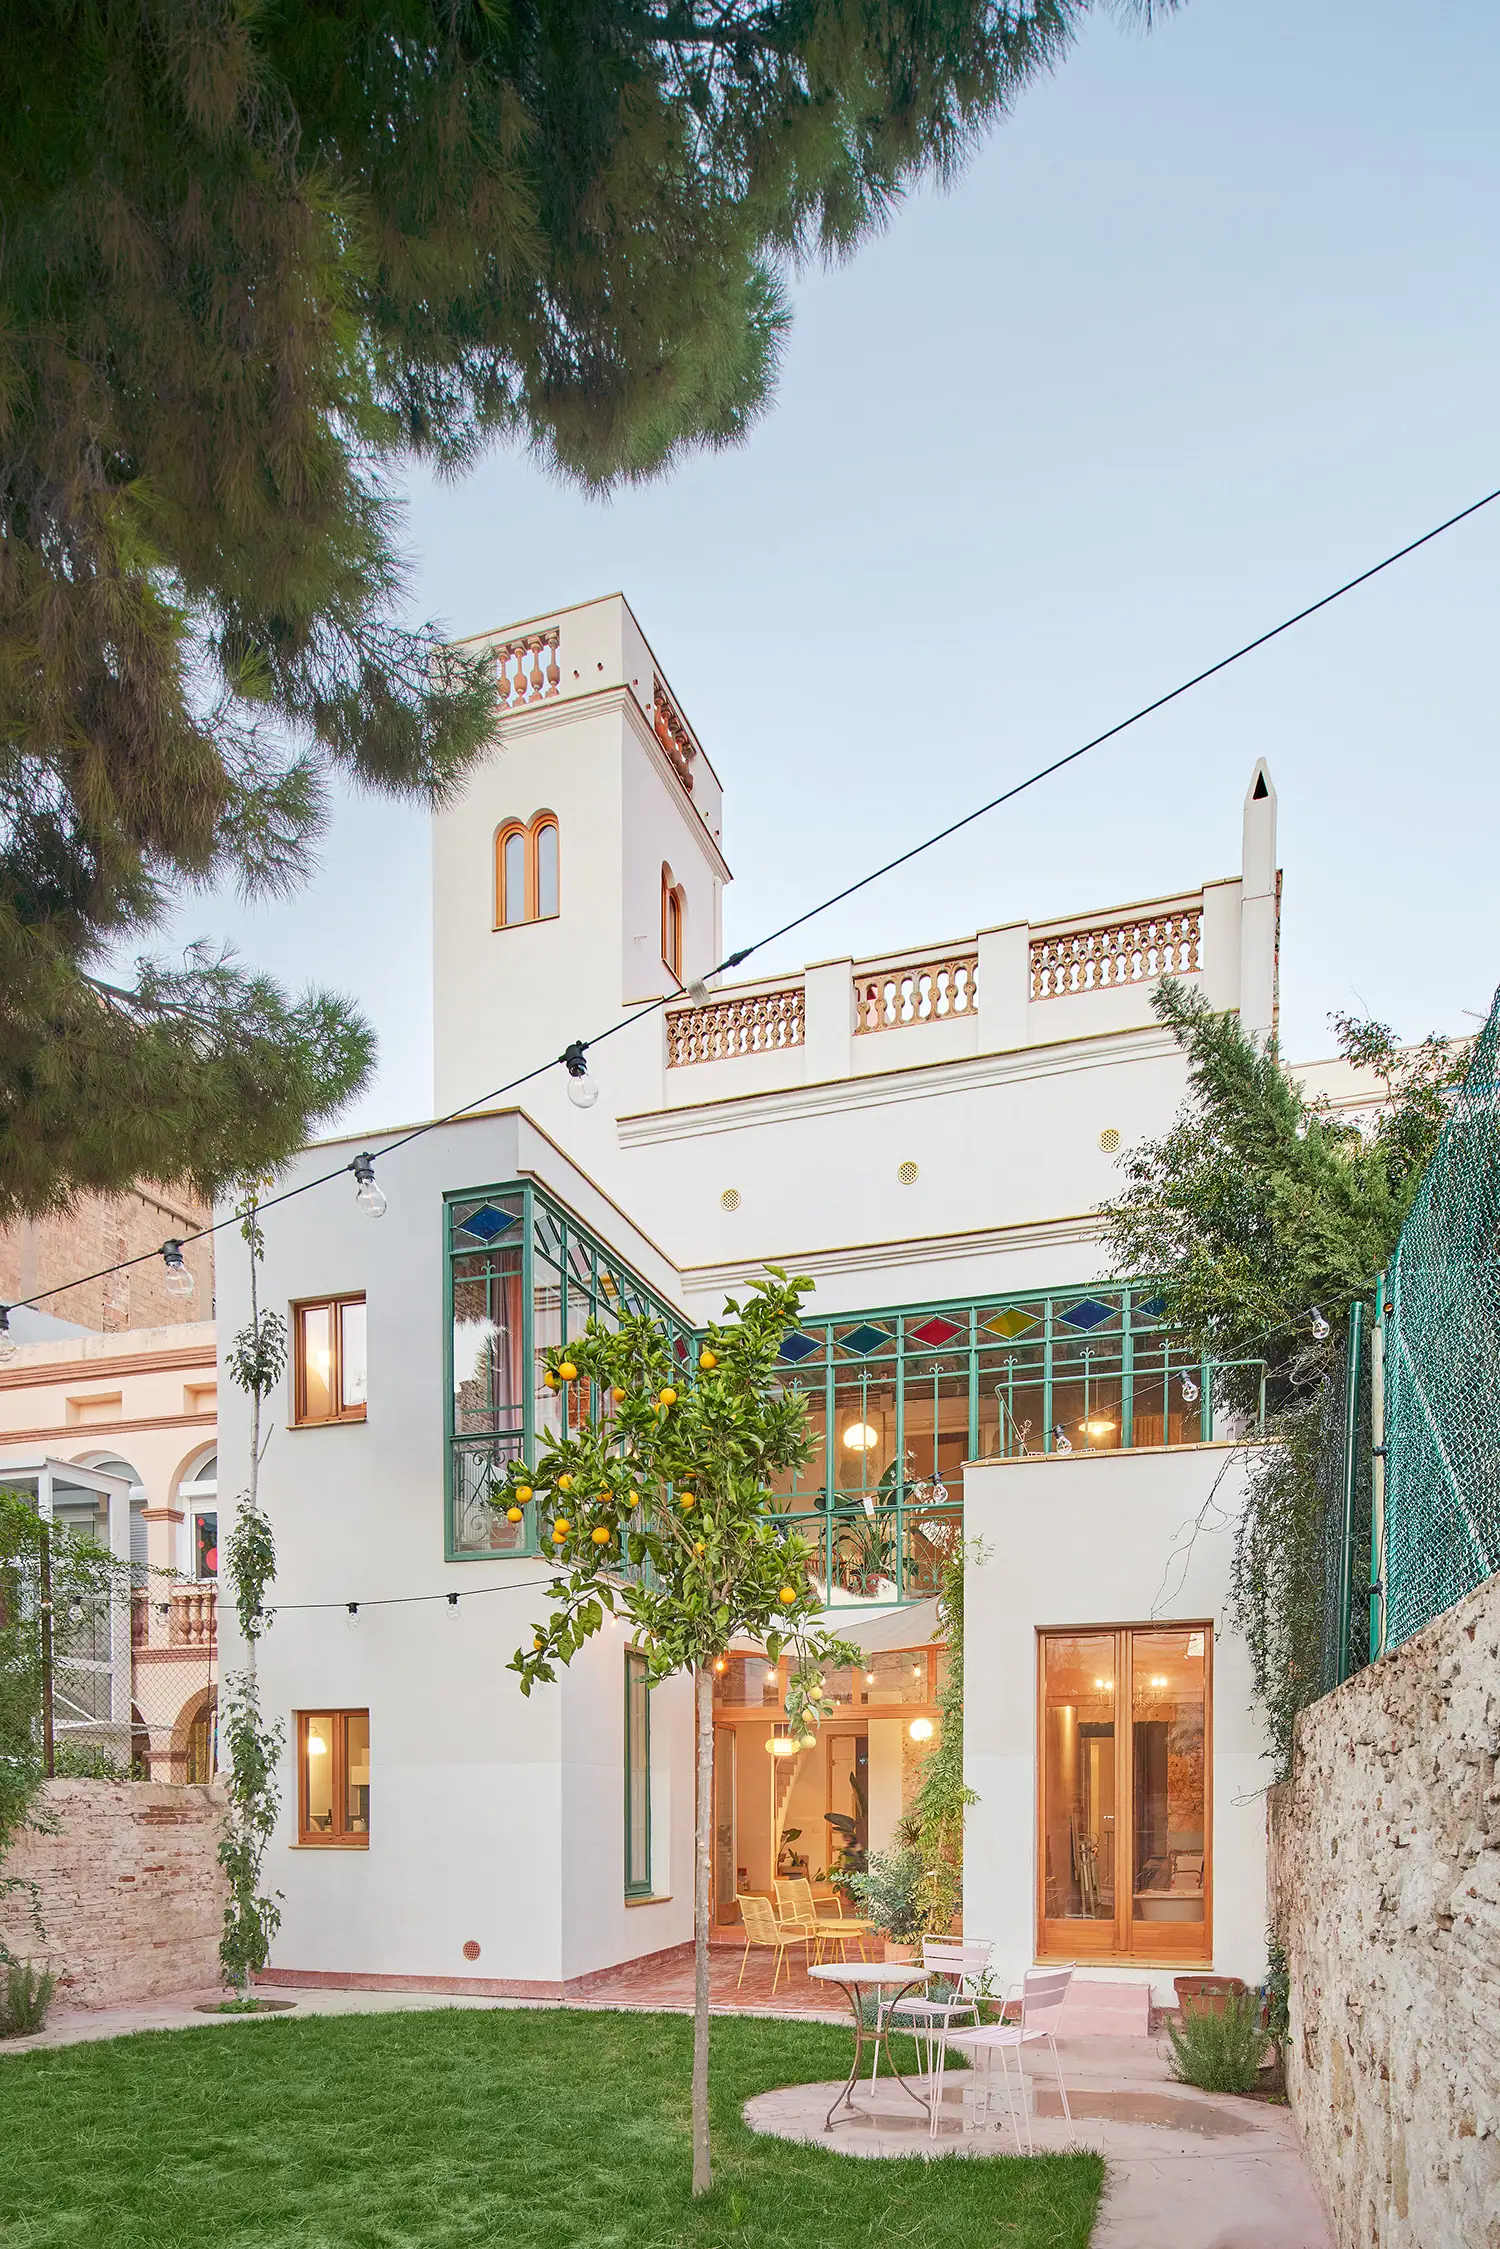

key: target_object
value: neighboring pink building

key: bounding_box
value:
[0,1321,219,1780]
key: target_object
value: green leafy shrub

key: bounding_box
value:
[1,1961,56,2037]
[51,1741,130,1781]
[1166,1991,1268,2094]
[848,1846,926,1945]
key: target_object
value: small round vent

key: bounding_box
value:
[720,1188,741,1212]
[462,1940,482,1962]
[1098,1128,1122,1154]
[897,1161,920,1187]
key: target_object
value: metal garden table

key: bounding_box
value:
[807,1961,932,2131]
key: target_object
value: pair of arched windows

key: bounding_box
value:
[495,813,559,928]
[661,864,686,984]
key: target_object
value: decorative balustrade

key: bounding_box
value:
[665,986,805,1067]
[1030,904,1201,999]
[652,675,696,793]
[854,954,979,1034]
[169,1585,217,1648]
[493,628,561,707]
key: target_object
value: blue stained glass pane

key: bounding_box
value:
[838,1322,892,1357]
[1059,1296,1115,1332]
[1137,1295,1166,1320]
[458,1204,518,1243]
[779,1332,821,1363]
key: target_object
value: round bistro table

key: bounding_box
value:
[807,1961,932,2131]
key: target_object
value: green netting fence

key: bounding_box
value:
[1380,985,1500,1651]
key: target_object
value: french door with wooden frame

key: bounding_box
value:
[1036,1624,1211,1965]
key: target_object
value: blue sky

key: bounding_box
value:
[169,0,1500,1129]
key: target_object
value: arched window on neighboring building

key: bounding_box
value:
[495,813,560,928]
[661,864,684,984]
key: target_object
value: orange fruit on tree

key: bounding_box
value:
[679,1493,695,1511]
[558,1361,578,1382]
[553,1517,571,1537]
[778,1585,798,1605]
[591,1526,612,1546]
[516,1485,533,1503]
[557,1473,572,1491]
[699,1349,718,1369]
[659,1386,677,1406]
[506,1506,524,1524]
[612,1386,626,1403]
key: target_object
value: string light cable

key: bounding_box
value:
[0,480,1495,1336]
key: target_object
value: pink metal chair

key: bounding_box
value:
[947,1965,1074,2153]
[875,1938,993,2136]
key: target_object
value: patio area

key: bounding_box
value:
[745,2031,1332,2249]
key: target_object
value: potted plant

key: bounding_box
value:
[849,1845,925,1962]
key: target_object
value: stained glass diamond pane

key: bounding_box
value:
[1137,1295,1166,1320]
[839,1322,892,1356]
[1059,1296,1115,1331]
[779,1332,821,1363]
[984,1307,1038,1340]
[909,1316,962,1348]
[457,1203,518,1243]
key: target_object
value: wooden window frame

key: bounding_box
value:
[494,812,560,930]
[290,1294,367,1428]
[624,1648,652,1898]
[660,863,684,984]
[1035,1622,1213,1967]
[296,1709,370,1848]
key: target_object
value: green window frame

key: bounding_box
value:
[445,1180,695,1560]
[767,1286,1265,1605]
[624,1647,652,1898]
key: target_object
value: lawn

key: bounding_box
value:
[0,2007,1103,2249]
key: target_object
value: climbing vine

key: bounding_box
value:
[910,1536,979,1934]
[217,1187,287,1997]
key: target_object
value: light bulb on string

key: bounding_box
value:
[351,1152,388,1219]
[1179,1371,1200,1404]
[561,1040,599,1110]
[160,1240,196,1301]
[1309,1306,1331,1342]
[0,1307,16,1365]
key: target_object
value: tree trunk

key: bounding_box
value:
[691,1661,714,2196]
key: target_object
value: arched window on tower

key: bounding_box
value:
[495,813,560,928]
[661,864,684,984]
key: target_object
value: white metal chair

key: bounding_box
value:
[874,1937,993,2135]
[948,1965,1074,2153]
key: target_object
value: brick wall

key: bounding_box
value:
[0,1184,213,1331]
[0,1780,228,2006]
[1268,1571,1500,2249]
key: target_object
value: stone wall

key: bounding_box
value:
[1268,1570,1500,2249]
[0,1780,228,2006]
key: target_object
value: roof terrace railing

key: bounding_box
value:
[1029,900,1202,1000]
[854,950,978,1034]
[665,984,806,1067]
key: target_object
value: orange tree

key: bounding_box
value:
[504,1270,854,2196]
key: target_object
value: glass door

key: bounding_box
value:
[1038,1625,1211,1963]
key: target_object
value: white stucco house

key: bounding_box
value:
[217,592,1354,2011]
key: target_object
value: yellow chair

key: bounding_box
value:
[777,1877,875,1963]
[737,1892,817,1991]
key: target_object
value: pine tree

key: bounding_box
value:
[0,0,1140,1212]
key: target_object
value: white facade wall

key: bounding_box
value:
[216,1111,695,1992]
[963,1444,1274,2004]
